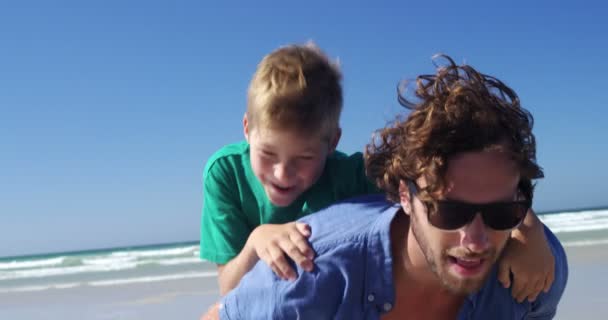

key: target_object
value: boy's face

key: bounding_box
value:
[244,116,339,207]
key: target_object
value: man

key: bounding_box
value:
[202,55,568,319]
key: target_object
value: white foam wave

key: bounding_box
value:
[0,255,205,281]
[110,246,198,259]
[82,256,136,266]
[155,257,201,266]
[0,262,137,281]
[0,257,65,270]
[539,210,608,233]
[84,255,201,267]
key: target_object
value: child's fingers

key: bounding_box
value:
[497,264,511,288]
[258,248,287,280]
[295,222,311,237]
[511,285,523,303]
[268,245,296,280]
[258,248,285,279]
[288,231,315,260]
[527,293,540,303]
[527,280,544,302]
[279,238,312,272]
[512,278,531,303]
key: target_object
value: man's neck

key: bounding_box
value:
[384,211,466,320]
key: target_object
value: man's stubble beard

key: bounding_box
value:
[409,210,508,295]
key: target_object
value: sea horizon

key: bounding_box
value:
[3,204,608,262]
[3,204,608,261]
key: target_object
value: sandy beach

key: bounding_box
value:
[1,244,604,320]
[555,244,608,319]
[0,276,220,320]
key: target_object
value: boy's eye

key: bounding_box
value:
[261,150,276,158]
[298,155,315,161]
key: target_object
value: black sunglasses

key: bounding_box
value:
[407,180,530,231]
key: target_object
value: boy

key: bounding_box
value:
[200,44,554,302]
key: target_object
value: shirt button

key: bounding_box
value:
[383,302,393,311]
[367,294,375,302]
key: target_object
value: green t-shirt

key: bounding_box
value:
[199,141,379,264]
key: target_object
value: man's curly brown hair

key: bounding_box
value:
[364,55,543,205]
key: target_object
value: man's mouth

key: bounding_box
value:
[447,256,486,276]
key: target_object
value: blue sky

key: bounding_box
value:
[1,1,606,258]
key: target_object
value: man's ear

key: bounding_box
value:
[399,180,412,215]
[243,113,250,142]
[328,127,342,153]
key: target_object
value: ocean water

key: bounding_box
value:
[1,208,607,295]
[539,207,608,247]
[0,242,216,294]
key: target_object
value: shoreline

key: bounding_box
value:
[1,243,606,319]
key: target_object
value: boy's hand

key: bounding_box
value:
[498,210,555,303]
[247,222,315,281]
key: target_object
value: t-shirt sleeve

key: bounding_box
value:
[526,225,569,319]
[332,151,381,197]
[200,158,251,264]
[354,152,382,194]
[219,258,347,320]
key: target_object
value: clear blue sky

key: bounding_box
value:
[1,1,606,258]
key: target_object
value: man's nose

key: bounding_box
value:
[460,213,490,254]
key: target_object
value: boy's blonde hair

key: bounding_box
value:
[247,42,343,140]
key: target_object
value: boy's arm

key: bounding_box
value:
[200,303,220,320]
[527,225,568,319]
[216,246,258,295]
[497,209,556,302]
[201,159,253,290]
[202,157,314,296]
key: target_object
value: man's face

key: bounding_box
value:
[403,150,520,295]
[245,117,337,207]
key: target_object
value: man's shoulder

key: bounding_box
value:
[299,195,394,248]
[203,141,249,176]
[220,195,397,320]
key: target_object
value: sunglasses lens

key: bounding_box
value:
[430,201,528,231]
[429,202,476,230]
[483,203,528,230]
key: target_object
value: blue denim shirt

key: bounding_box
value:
[219,195,568,320]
